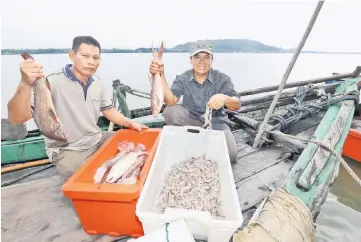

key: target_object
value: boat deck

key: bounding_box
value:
[1,113,324,242]
[350,118,361,131]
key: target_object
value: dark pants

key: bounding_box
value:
[163,105,238,163]
[52,131,115,180]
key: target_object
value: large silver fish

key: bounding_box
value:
[105,143,147,183]
[21,53,69,142]
[148,41,165,117]
[93,141,135,184]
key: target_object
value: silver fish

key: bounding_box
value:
[148,41,165,117]
[93,141,135,184]
[105,144,146,184]
[21,53,68,142]
[116,152,148,184]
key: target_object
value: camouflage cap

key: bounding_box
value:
[190,40,213,56]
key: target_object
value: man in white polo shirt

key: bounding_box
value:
[7,36,147,180]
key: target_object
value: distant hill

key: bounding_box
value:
[173,39,287,53]
[2,39,360,55]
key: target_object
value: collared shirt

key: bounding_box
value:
[31,64,113,161]
[170,68,240,123]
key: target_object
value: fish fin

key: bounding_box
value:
[48,108,60,123]
[151,42,157,57]
[45,78,51,91]
[158,41,164,59]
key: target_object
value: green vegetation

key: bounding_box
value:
[173,39,287,53]
[2,39,360,55]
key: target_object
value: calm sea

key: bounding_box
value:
[1,53,361,241]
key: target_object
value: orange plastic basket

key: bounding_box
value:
[62,128,162,238]
[342,128,361,162]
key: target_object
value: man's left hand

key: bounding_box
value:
[207,94,226,110]
[130,121,149,131]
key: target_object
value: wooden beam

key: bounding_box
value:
[271,130,307,153]
[240,82,337,106]
[283,77,359,212]
[238,67,358,97]
[253,0,324,149]
[238,93,326,113]
[1,159,51,174]
[297,100,354,190]
[351,66,361,77]
[231,114,260,130]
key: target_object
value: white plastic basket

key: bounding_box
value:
[136,125,243,242]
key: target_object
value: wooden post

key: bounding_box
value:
[253,1,325,149]
[238,68,359,97]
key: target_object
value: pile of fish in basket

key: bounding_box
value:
[93,140,148,184]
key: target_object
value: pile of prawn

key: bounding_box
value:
[156,153,224,219]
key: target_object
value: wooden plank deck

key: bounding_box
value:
[1,120,320,242]
[1,175,130,242]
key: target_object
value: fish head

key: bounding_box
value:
[135,143,146,151]
[118,141,135,152]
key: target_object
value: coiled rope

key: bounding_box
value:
[269,84,360,132]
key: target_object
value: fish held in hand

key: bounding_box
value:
[21,53,69,143]
[148,41,165,118]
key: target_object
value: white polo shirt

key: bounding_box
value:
[31,64,113,161]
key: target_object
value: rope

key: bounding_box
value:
[268,84,359,132]
[116,82,151,99]
[265,130,361,187]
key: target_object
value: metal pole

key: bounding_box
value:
[253,0,325,148]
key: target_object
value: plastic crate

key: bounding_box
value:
[342,128,361,162]
[135,125,243,242]
[62,128,162,238]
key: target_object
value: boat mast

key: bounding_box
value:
[253,0,325,148]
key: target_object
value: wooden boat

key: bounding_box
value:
[1,68,361,242]
[342,119,361,162]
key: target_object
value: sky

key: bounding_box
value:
[1,0,360,52]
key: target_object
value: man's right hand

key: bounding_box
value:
[149,59,164,76]
[19,59,44,87]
